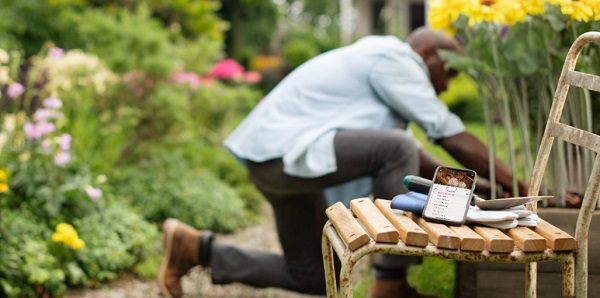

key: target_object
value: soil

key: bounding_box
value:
[66,203,369,298]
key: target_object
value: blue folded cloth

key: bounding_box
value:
[390,192,427,214]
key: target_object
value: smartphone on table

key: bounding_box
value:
[422,166,477,226]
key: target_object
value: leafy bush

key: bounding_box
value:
[111,157,249,233]
[74,202,160,285]
[0,210,67,297]
[56,5,175,77]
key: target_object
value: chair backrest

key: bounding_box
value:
[527,31,600,290]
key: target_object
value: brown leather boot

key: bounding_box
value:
[158,218,210,298]
[366,277,436,298]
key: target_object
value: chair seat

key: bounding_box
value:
[321,198,577,297]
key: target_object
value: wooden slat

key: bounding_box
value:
[506,227,547,252]
[564,70,600,93]
[547,122,600,153]
[325,202,370,250]
[449,225,485,252]
[374,199,428,247]
[472,226,514,253]
[350,198,399,243]
[413,216,460,249]
[533,219,577,251]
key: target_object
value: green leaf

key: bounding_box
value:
[516,52,540,75]
[438,49,494,75]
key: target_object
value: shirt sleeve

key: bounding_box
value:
[368,50,465,143]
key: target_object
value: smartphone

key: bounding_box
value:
[422,166,477,226]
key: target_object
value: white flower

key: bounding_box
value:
[85,185,103,201]
[0,49,8,64]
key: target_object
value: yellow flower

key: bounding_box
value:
[52,223,85,250]
[466,0,504,26]
[429,0,471,36]
[0,169,8,193]
[521,0,546,16]
[552,0,596,22]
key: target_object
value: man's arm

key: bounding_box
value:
[437,132,528,197]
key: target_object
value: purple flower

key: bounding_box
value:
[33,109,53,122]
[43,97,62,109]
[36,121,56,135]
[57,133,72,151]
[24,121,55,140]
[53,151,71,167]
[48,47,64,59]
[6,83,25,98]
[85,186,102,201]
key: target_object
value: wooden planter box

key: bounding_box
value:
[456,208,600,298]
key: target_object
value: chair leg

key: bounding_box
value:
[525,262,537,298]
[562,255,575,297]
[339,260,354,298]
[322,229,338,298]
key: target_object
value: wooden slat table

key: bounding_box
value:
[322,198,577,298]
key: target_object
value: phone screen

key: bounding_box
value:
[423,167,476,225]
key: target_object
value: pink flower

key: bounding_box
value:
[57,133,72,151]
[243,71,262,84]
[33,109,54,122]
[48,46,64,59]
[24,121,56,140]
[85,185,102,201]
[41,139,52,151]
[6,83,25,98]
[208,59,245,80]
[43,97,63,109]
[170,71,202,87]
[53,151,71,167]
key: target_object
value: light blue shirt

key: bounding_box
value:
[224,35,464,179]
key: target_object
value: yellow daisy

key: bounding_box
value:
[52,223,86,250]
[429,0,471,36]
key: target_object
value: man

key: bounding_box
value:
[158,27,527,298]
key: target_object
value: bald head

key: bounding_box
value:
[407,27,461,54]
[406,27,461,94]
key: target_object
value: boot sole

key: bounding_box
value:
[158,218,179,298]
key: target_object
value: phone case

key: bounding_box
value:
[422,166,477,226]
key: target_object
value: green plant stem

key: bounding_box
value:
[488,25,519,196]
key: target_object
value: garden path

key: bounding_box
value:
[66,203,368,298]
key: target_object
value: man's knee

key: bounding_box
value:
[377,131,419,164]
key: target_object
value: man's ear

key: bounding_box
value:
[415,44,436,61]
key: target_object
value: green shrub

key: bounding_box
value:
[0,210,67,298]
[111,157,249,233]
[74,202,161,285]
[56,5,175,77]
[282,39,320,69]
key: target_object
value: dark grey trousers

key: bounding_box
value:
[210,129,420,294]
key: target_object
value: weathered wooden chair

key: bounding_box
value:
[321,31,600,298]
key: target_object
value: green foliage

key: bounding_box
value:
[282,39,319,69]
[143,0,226,40]
[111,158,248,233]
[439,73,483,122]
[0,210,67,297]
[0,0,64,56]
[74,202,161,284]
[56,5,175,76]
[407,258,455,298]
